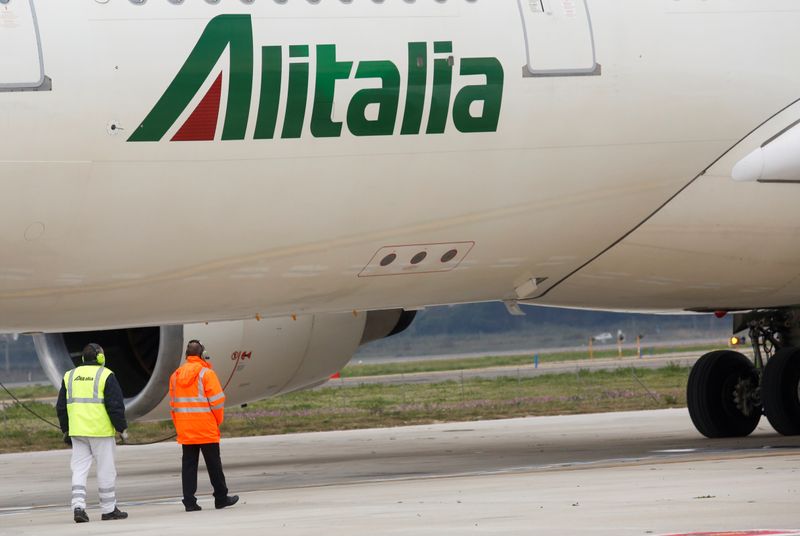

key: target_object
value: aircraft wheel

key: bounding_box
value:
[762,347,800,435]
[687,350,761,438]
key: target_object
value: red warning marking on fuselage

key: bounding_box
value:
[231,351,252,361]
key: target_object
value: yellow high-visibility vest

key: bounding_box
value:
[63,365,115,437]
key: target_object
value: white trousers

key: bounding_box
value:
[70,436,117,514]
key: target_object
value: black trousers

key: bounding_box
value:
[181,443,228,506]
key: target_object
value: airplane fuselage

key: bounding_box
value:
[2,0,800,332]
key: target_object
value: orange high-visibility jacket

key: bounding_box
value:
[169,356,226,445]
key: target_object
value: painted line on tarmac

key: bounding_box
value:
[0,497,185,517]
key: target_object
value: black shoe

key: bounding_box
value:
[215,495,239,509]
[185,503,202,512]
[101,507,128,520]
[73,508,89,523]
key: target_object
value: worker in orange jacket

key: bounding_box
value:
[169,340,238,512]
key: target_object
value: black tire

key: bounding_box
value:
[687,350,761,438]
[762,347,800,436]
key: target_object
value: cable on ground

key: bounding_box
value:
[0,378,60,429]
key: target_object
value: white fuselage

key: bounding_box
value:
[2,0,800,332]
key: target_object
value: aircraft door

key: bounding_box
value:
[0,0,45,90]
[518,0,599,76]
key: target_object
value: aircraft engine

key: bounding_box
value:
[32,309,414,420]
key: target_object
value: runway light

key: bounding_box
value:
[730,335,747,346]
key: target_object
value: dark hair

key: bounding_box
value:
[186,340,204,357]
[81,343,103,364]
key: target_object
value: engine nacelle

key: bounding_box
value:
[33,309,412,421]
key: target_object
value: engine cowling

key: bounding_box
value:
[33,309,413,420]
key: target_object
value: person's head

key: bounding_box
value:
[81,343,106,366]
[186,339,204,358]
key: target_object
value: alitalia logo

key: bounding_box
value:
[128,15,504,142]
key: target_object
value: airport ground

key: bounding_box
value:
[351,338,722,367]
[0,343,741,452]
[335,350,705,386]
[1,409,798,535]
[2,354,695,452]
[1,343,797,534]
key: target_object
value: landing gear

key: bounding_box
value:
[761,347,800,435]
[686,309,800,438]
[687,350,760,438]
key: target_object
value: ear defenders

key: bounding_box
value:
[82,343,106,365]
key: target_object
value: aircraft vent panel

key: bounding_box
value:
[358,242,475,277]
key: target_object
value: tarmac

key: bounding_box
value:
[334,351,705,387]
[1,408,799,535]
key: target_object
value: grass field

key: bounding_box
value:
[0,364,690,454]
[0,384,56,401]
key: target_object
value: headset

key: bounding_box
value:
[81,343,106,366]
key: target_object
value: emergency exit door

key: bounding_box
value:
[0,0,45,90]
[518,0,599,76]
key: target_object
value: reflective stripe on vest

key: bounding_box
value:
[170,367,223,413]
[65,366,105,403]
[63,366,115,437]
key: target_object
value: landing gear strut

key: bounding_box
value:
[687,309,800,437]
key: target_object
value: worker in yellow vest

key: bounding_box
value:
[56,343,128,523]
